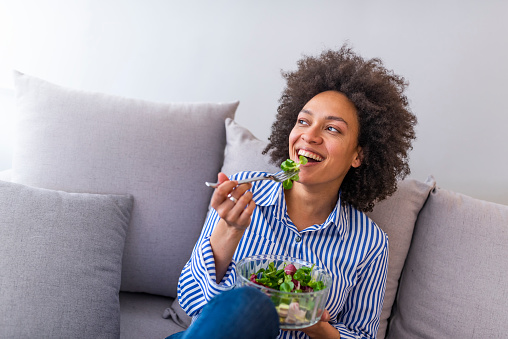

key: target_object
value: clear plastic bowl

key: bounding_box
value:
[236,254,332,330]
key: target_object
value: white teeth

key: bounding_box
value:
[298,150,323,162]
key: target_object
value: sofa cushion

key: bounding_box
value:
[0,180,133,338]
[367,176,435,339]
[11,71,238,297]
[120,292,182,338]
[163,298,193,329]
[388,186,508,338]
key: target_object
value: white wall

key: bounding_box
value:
[1,0,507,204]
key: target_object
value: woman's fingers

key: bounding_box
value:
[236,199,256,225]
[225,183,251,204]
[217,172,229,185]
[320,309,330,322]
[210,178,237,209]
[224,190,253,218]
[213,182,254,228]
[209,173,255,229]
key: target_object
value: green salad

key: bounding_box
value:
[250,261,326,293]
[248,260,328,326]
[280,156,308,189]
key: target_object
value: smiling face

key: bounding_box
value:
[288,90,362,192]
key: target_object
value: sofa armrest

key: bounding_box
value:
[0,169,12,182]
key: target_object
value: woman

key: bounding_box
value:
[172,45,417,339]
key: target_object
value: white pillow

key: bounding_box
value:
[220,118,280,175]
[0,169,12,182]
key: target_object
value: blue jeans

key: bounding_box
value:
[166,286,280,339]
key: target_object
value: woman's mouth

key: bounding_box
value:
[298,149,324,162]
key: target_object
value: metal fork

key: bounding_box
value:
[205,171,298,188]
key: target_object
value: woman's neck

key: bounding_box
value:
[284,183,339,232]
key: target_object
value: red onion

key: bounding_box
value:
[284,264,297,276]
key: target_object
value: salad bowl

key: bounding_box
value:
[236,254,332,330]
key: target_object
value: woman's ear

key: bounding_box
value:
[352,147,363,168]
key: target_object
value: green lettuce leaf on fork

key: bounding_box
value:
[280,155,308,189]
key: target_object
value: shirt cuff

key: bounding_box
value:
[334,323,370,339]
[190,235,237,302]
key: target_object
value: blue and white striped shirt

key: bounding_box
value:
[177,171,388,339]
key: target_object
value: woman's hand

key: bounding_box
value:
[210,173,256,232]
[300,310,340,339]
[209,173,256,283]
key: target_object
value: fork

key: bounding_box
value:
[205,171,299,188]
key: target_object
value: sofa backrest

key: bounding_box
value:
[387,186,508,338]
[10,71,239,298]
[13,71,500,339]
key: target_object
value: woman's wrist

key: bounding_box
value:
[212,218,245,242]
[209,219,245,283]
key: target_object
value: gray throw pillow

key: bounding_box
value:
[220,118,280,175]
[11,71,238,297]
[367,177,435,339]
[388,186,508,338]
[0,180,133,338]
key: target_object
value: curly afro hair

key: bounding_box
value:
[263,44,417,212]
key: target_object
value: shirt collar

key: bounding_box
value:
[253,181,348,240]
[306,194,347,240]
[251,180,282,207]
[334,194,349,241]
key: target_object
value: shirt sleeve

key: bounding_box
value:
[333,234,389,339]
[177,195,239,317]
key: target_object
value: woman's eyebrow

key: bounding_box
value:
[300,109,349,126]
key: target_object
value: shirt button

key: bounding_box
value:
[295,236,301,243]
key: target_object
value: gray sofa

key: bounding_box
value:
[1,72,507,339]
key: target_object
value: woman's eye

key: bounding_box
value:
[298,119,309,126]
[327,126,340,133]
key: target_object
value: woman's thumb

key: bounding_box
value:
[320,309,330,322]
[217,172,229,184]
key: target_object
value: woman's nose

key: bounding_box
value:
[302,127,323,144]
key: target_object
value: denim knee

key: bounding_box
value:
[178,286,280,339]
